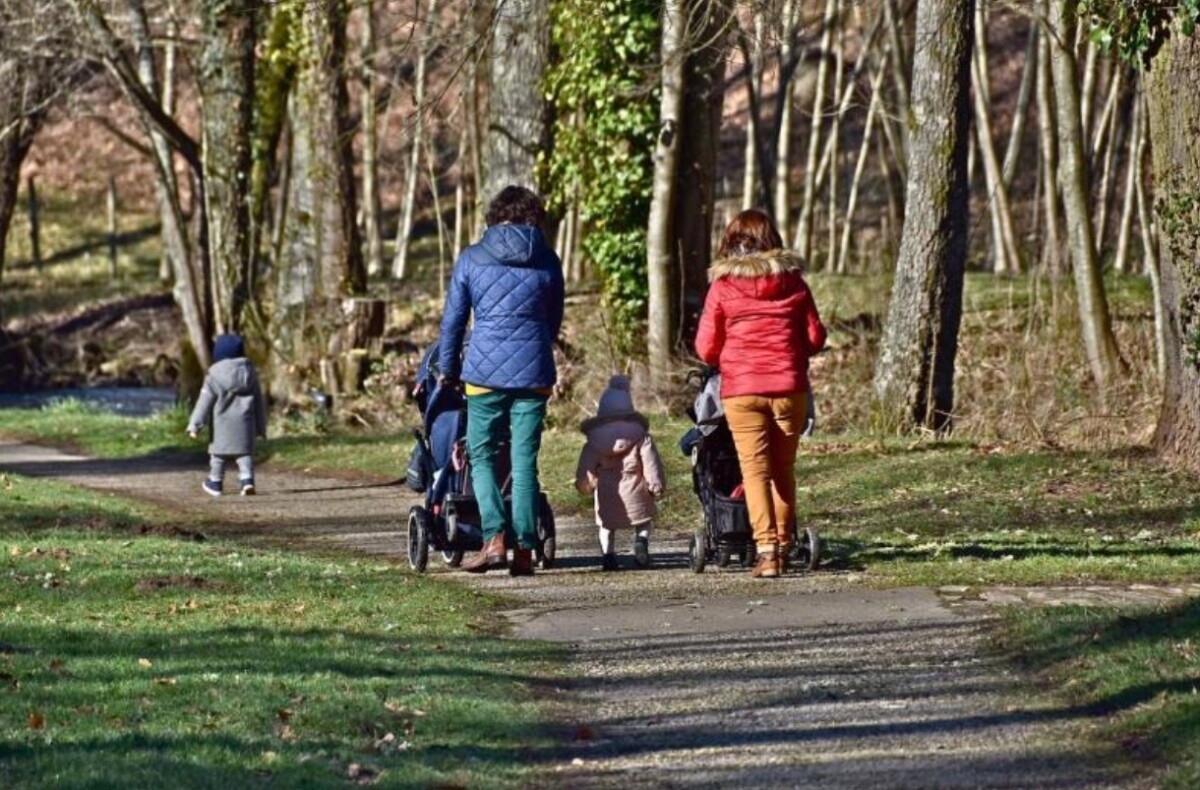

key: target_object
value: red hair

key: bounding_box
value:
[717,209,784,258]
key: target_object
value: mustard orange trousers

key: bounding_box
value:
[723,393,804,550]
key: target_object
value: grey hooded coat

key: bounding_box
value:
[187,358,267,456]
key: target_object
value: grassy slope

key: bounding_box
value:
[0,473,559,788]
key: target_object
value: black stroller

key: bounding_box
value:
[403,344,556,572]
[679,370,819,574]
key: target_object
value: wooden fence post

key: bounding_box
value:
[107,178,119,278]
[26,176,41,271]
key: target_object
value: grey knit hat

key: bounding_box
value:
[580,375,648,433]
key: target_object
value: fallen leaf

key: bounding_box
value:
[138,658,153,669]
[152,677,176,686]
[572,726,594,741]
[28,711,44,729]
[277,708,292,722]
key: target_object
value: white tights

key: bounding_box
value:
[598,522,652,554]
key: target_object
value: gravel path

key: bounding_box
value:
[1,439,1175,788]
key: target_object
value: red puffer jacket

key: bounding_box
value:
[694,248,827,398]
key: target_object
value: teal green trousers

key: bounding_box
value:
[466,389,548,548]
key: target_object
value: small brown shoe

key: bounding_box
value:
[463,534,507,573]
[509,547,534,577]
[751,550,779,579]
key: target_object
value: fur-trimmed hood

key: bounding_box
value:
[708,248,805,282]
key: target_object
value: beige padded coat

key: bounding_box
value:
[575,415,666,529]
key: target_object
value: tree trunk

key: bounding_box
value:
[483,0,551,201]
[0,48,55,325]
[199,0,257,334]
[740,9,764,211]
[793,0,838,262]
[1045,0,1122,393]
[1113,74,1140,275]
[276,0,365,395]
[882,0,911,162]
[360,0,384,278]
[124,0,189,293]
[392,0,437,280]
[1034,16,1064,275]
[673,0,730,344]
[1148,33,1200,469]
[773,0,797,242]
[1002,22,1037,190]
[970,47,1021,274]
[837,59,885,274]
[646,0,686,382]
[872,0,973,432]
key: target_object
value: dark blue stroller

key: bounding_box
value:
[404,343,556,572]
[679,369,819,574]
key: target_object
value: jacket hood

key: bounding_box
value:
[708,248,805,282]
[581,417,648,457]
[480,224,547,267]
[708,248,806,300]
[209,357,257,395]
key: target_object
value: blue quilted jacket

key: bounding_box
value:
[438,224,564,390]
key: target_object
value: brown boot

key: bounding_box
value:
[751,549,779,579]
[509,547,534,577]
[462,535,507,573]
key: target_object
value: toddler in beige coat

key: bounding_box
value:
[575,375,666,570]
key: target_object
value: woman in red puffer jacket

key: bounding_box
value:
[694,209,827,579]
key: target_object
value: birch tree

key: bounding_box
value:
[646,0,685,380]
[1046,0,1122,393]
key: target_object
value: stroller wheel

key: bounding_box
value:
[536,496,556,569]
[716,548,732,568]
[688,531,707,574]
[537,536,556,569]
[441,549,464,567]
[407,506,431,572]
[739,544,757,568]
[790,526,821,572]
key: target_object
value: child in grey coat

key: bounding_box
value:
[187,334,267,496]
[575,375,666,570]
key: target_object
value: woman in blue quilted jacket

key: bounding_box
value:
[438,186,564,576]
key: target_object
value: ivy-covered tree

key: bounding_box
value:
[546,0,660,354]
[1080,1,1200,468]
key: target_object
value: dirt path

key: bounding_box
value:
[1,439,1177,789]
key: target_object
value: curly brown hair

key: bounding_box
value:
[485,185,547,228]
[717,209,784,258]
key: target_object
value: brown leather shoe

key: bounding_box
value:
[463,535,507,573]
[509,547,534,577]
[751,550,779,579]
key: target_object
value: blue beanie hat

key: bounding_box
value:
[213,334,246,362]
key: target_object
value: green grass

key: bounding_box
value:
[0,400,193,458]
[999,601,1200,789]
[2,189,165,324]
[0,472,559,788]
